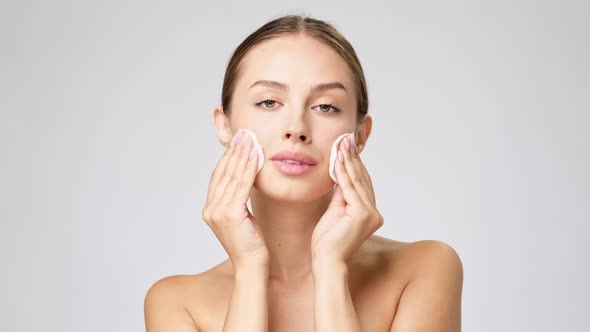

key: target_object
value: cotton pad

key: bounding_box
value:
[329,132,354,184]
[239,128,264,173]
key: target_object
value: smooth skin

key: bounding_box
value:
[144,33,463,331]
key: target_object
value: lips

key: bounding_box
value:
[270,150,317,165]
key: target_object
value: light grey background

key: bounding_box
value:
[1,0,588,331]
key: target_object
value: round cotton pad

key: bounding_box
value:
[239,128,265,173]
[329,132,353,184]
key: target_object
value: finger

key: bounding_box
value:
[334,151,363,209]
[219,133,254,206]
[341,137,373,207]
[349,136,376,205]
[233,143,259,205]
[337,151,379,238]
[206,131,241,206]
[210,130,247,207]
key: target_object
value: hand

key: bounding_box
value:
[202,129,269,269]
[311,134,384,265]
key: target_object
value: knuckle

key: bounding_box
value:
[372,213,384,227]
[348,174,360,185]
[217,168,227,180]
[201,208,210,222]
[210,209,225,224]
[236,178,247,190]
[353,177,364,186]
[230,171,240,183]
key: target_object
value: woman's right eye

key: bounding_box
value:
[255,99,279,109]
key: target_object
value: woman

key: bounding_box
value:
[144,15,463,332]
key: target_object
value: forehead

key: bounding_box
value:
[237,34,355,92]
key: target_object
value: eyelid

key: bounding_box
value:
[255,98,282,109]
[312,100,341,113]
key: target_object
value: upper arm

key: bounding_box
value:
[144,276,200,332]
[390,241,464,332]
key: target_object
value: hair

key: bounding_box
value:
[220,14,369,124]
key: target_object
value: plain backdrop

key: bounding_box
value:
[1,0,588,331]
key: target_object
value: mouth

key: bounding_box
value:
[271,160,316,175]
[270,151,317,165]
[270,150,317,176]
[274,159,308,165]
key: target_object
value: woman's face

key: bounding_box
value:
[222,33,361,201]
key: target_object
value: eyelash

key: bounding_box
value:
[255,99,341,113]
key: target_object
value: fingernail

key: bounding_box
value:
[343,137,350,151]
[338,150,344,162]
[249,147,257,161]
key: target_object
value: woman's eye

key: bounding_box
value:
[255,99,279,109]
[316,103,340,113]
[263,99,276,108]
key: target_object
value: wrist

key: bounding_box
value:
[234,257,268,270]
[312,257,348,277]
[233,257,269,277]
[233,249,269,267]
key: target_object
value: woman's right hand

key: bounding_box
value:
[201,129,269,269]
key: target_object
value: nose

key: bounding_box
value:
[283,104,311,143]
[285,131,308,142]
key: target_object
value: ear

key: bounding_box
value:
[354,115,372,154]
[213,105,233,148]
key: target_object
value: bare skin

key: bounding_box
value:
[147,236,461,332]
[189,235,406,331]
[144,32,463,331]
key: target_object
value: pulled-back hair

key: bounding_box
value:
[221,15,369,123]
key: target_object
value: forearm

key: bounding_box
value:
[312,261,362,332]
[223,264,269,332]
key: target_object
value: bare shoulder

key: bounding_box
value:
[144,262,233,331]
[358,235,463,292]
[144,274,201,331]
[380,236,463,276]
[369,236,464,331]
[410,239,463,282]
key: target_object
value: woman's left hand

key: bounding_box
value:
[311,134,384,266]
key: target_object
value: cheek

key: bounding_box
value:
[249,128,272,155]
[323,128,352,144]
[319,130,348,156]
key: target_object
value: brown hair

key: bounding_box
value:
[220,14,369,124]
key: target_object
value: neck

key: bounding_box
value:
[249,185,334,286]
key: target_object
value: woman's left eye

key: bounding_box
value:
[315,103,341,113]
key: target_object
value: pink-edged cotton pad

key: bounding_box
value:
[329,132,354,184]
[238,128,264,173]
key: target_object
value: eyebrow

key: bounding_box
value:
[248,80,348,94]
